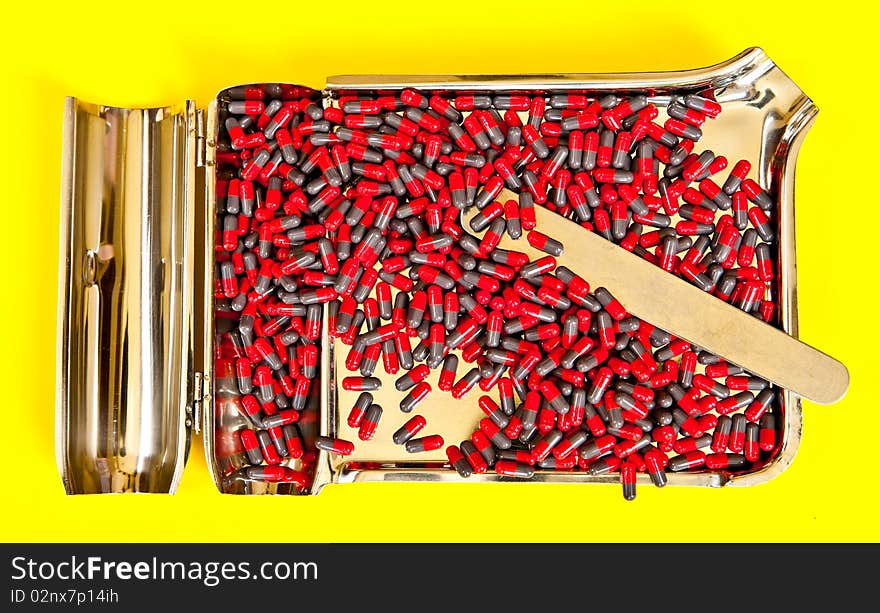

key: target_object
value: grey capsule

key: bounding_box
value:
[605,404,625,429]
[476,356,495,379]
[529,304,560,324]
[535,356,557,377]
[704,378,731,400]
[614,392,641,413]
[456,232,480,256]
[666,454,698,472]
[574,352,600,374]
[225,189,241,218]
[667,102,693,123]
[747,185,774,211]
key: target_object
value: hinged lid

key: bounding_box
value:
[56,98,204,493]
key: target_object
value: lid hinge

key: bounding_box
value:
[186,371,203,435]
[195,108,206,168]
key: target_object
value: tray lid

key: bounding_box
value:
[56,97,205,494]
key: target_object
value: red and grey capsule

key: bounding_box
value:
[759,413,777,452]
[395,363,430,392]
[668,451,706,471]
[447,445,473,478]
[494,460,535,479]
[347,391,374,428]
[239,429,263,465]
[342,376,382,391]
[405,434,444,453]
[358,404,383,441]
[392,415,426,445]
[705,453,747,470]
[400,381,431,413]
[315,436,355,456]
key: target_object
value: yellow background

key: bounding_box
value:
[2,1,877,542]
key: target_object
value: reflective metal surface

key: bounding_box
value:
[56,98,198,494]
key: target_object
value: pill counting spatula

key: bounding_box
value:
[469,198,849,405]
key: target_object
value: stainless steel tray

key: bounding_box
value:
[57,47,815,495]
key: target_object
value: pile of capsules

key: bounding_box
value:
[215,83,780,500]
